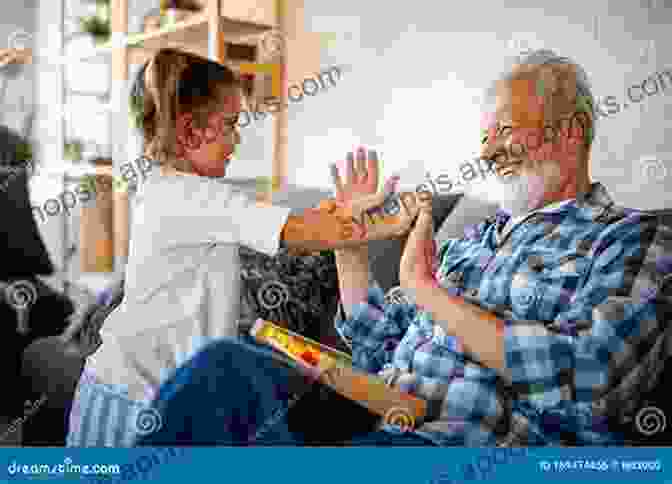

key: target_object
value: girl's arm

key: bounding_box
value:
[279,206,364,253]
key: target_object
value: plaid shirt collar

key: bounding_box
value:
[492,181,616,230]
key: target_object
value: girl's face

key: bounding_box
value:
[176,91,242,177]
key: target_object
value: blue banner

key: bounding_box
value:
[1,447,670,483]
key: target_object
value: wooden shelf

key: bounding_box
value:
[101,13,271,64]
[100,0,282,266]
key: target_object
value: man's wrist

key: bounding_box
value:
[412,279,450,314]
[335,246,369,258]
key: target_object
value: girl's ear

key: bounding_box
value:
[175,111,194,134]
[174,137,186,159]
[175,112,195,158]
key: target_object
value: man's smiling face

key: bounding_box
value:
[479,66,591,215]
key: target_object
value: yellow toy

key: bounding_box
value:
[251,319,427,431]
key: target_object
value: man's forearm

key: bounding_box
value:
[335,248,370,318]
[415,283,506,373]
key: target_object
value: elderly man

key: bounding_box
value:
[137,49,671,447]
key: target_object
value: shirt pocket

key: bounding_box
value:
[510,250,590,322]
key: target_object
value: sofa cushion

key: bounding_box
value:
[0,167,55,278]
[368,193,464,293]
[238,247,339,341]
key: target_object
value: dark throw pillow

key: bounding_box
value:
[0,167,55,278]
[1,124,53,278]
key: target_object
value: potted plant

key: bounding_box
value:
[15,139,33,169]
[143,1,203,34]
[79,0,111,45]
[64,139,84,162]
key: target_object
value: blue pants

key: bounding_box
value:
[137,337,434,446]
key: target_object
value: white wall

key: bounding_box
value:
[25,0,672,278]
[288,0,672,210]
[0,0,36,134]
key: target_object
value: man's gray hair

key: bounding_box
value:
[483,49,597,145]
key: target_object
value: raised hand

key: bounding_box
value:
[399,194,439,298]
[332,147,381,205]
[327,147,418,242]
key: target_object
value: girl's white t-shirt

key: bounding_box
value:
[84,169,291,401]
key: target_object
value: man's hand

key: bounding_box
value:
[399,195,439,299]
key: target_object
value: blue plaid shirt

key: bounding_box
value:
[335,183,672,446]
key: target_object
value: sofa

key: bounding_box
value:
[19,183,672,446]
[1,141,75,445]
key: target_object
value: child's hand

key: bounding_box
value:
[330,147,401,216]
[328,147,418,242]
[331,147,381,204]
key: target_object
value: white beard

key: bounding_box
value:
[494,174,533,217]
[479,170,543,217]
[465,160,556,216]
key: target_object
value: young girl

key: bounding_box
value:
[66,48,416,447]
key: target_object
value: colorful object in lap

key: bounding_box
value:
[251,319,427,431]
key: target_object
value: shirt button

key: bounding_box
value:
[527,255,545,272]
